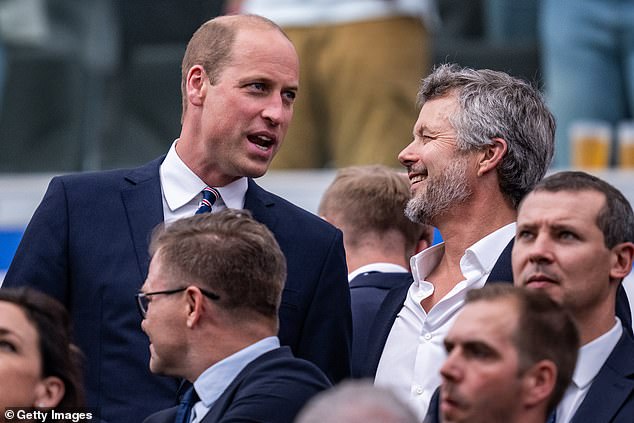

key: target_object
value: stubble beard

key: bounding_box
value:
[405,156,473,226]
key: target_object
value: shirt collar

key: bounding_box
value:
[572,318,623,389]
[409,222,516,285]
[193,336,280,407]
[160,140,248,212]
[348,263,408,282]
[461,222,516,277]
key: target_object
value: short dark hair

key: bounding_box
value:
[528,171,634,248]
[181,14,289,119]
[318,165,433,251]
[466,284,579,414]
[0,287,84,408]
[418,64,555,208]
[150,209,287,323]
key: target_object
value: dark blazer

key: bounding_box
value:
[3,157,351,422]
[570,329,634,423]
[349,271,413,376]
[142,347,331,423]
[425,326,634,423]
[353,240,515,378]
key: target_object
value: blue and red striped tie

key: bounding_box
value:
[195,187,220,214]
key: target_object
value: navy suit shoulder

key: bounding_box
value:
[245,180,352,383]
[570,329,634,423]
[350,272,412,376]
[4,158,350,421]
[4,158,173,423]
[143,347,332,423]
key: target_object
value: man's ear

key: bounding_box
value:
[609,242,634,281]
[477,137,507,176]
[522,360,556,409]
[34,376,65,408]
[185,287,206,328]
[186,65,208,108]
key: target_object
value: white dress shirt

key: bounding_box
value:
[189,336,280,423]
[159,141,248,224]
[555,318,623,423]
[374,223,516,420]
[348,262,409,282]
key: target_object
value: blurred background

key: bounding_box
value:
[1,0,633,280]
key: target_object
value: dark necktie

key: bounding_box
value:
[174,386,199,423]
[195,187,220,214]
[546,409,557,423]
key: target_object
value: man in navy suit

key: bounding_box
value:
[3,15,350,422]
[355,64,556,419]
[513,171,634,422]
[318,164,433,375]
[141,210,331,423]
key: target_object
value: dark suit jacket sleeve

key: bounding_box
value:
[4,177,70,301]
[293,228,352,383]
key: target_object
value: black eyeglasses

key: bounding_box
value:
[135,286,220,318]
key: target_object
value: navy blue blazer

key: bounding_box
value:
[425,326,634,423]
[142,346,332,423]
[353,240,515,379]
[4,157,351,422]
[570,329,634,423]
[349,271,413,376]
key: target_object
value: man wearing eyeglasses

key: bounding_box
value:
[141,209,331,423]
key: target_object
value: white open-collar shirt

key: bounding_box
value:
[374,223,516,420]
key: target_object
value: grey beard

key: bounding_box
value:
[405,158,472,225]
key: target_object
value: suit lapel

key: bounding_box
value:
[486,239,514,284]
[570,331,634,423]
[244,179,278,231]
[121,156,165,280]
[361,282,411,378]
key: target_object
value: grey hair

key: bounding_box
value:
[295,380,418,423]
[418,63,555,208]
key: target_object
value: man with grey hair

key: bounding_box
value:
[296,380,418,423]
[356,63,556,419]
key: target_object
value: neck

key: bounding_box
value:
[437,193,515,268]
[344,231,412,273]
[175,133,239,187]
[573,297,618,346]
[186,323,275,381]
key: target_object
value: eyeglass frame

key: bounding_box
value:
[135,286,221,318]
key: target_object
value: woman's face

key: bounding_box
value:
[0,301,44,409]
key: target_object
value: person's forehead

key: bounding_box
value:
[450,299,518,344]
[0,301,37,340]
[519,190,605,225]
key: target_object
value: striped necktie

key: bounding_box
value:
[195,187,220,214]
[174,386,199,423]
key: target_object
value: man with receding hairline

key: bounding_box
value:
[4,14,351,422]
[513,171,634,422]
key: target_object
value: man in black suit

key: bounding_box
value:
[513,171,634,422]
[141,210,331,423]
[3,14,350,422]
[356,64,556,419]
[318,164,433,375]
